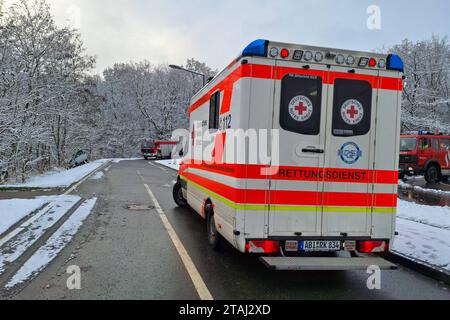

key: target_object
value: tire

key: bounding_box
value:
[172,181,188,208]
[205,204,221,251]
[424,164,441,184]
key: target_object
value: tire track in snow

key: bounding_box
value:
[5,198,97,289]
[0,196,81,276]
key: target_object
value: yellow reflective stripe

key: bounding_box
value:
[181,176,397,214]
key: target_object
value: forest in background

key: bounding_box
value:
[0,0,449,183]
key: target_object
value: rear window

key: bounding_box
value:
[332,79,372,137]
[280,74,322,136]
[400,138,417,151]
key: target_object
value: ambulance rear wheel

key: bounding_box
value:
[173,181,188,208]
[206,204,221,251]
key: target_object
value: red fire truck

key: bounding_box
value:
[141,140,178,160]
[400,131,450,183]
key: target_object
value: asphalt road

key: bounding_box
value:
[3,160,450,300]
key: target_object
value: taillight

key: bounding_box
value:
[357,241,389,253]
[246,240,280,254]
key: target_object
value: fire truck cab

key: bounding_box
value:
[400,132,450,183]
[173,40,403,270]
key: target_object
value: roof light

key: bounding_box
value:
[304,51,313,61]
[336,54,345,64]
[346,55,355,65]
[314,52,324,62]
[269,47,279,58]
[387,54,404,72]
[368,58,377,67]
[280,48,290,59]
[293,50,304,60]
[242,39,269,57]
[358,57,369,67]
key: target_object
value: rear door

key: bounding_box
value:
[268,61,329,237]
[321,67,378,237]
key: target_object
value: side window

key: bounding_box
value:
[420,138,431,150]
[440,139,450,150]
[209,91,220,130]
[432,139,440,151]
[332,79,372,137]
[280,74,322,135]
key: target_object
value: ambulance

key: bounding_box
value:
[173,39,403,270]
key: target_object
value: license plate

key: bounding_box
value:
[300,240,341,252]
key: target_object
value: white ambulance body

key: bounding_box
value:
[173,40,403,270]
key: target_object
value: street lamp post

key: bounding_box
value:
[169,64,207,87]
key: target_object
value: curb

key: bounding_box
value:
[384,252,450,285]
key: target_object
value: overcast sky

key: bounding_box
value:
[7,0,449,73]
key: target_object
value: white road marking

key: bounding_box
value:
[148,161,169,173]
[137,170,213,300]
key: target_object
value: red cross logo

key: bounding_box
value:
[346,105,359,119]
[295,102,308,116]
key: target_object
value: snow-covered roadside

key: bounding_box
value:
[155,159,182,171]
[399,179,450,195]
[1,160,109,189]
[111,158,142,163]
[398,199,450,230]
[393,219,450,271]
[0,195,81,275]
[0,199,48,235]
[6,198,97,289]
[90,171,105,180]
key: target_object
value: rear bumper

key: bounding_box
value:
[260,256,397,271]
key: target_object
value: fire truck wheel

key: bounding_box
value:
[173,181,188,208]
[424,164,441,184]
[206,204,221,251]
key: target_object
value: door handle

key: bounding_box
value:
[302,148,324,154]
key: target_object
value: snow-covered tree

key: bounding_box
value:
[390,36,450,132]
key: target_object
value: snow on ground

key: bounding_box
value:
[398,199,450,230]
[155,159,182,171]
[1,160,109,189]
[0,199,48,235]
[90,171,105,180]
[6,198,97,289]
[399,179,450,195]
[0,195,81,275]
[110,158,142,163]
[393,219,450,271]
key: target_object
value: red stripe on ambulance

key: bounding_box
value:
[183,172,397,208]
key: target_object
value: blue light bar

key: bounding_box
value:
[387,54,404,72]
[242,39,269,57]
